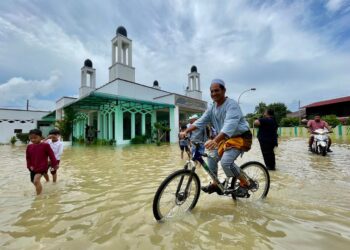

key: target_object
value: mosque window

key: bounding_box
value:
[145,113,152,138]
[123,112,131,140]
[135,113,142,136]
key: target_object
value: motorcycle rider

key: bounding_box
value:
[307,114,333,152]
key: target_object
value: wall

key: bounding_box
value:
[0,109,49,143]
[252,125,350,141]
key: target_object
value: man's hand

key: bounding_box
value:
[179,131,187,139]
[204,139,218,150]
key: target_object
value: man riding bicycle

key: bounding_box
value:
[180,79,253,194]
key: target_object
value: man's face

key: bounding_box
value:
[210,83,225,102]
[314,115,321,122]
[29,134,41,144]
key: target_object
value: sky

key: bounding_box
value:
[0,0,350,114]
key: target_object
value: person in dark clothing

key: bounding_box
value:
[254,109,278,171]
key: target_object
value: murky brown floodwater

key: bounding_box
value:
[0,138,349,250]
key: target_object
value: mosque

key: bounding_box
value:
[55,26,207,145]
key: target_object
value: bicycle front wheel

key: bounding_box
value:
[152,169,201,221]
[234,161,270,201]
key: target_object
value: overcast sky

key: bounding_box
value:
[0,0,350,114]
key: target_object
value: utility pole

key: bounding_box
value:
[298,100,301,124]
[26,100,29,111]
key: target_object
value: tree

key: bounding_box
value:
[254,102,267,116]
[153,122,171,146]
[280,117,299,127]
[267,102,289,126]
[322,115,341,128]
[55,107,76,141]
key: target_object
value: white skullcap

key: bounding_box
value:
[189,114,199,120]
[211,79,225,87]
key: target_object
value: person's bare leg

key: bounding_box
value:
[33,174,43,195]
[181,151,184,159]
[52,173,57,182]
[43,173,49,182]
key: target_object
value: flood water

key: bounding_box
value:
[0,138,349,250]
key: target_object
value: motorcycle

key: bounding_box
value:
[310,128,331,156]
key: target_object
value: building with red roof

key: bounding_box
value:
[302,96,350,118]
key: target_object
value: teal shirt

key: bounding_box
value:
[194,98,249,138]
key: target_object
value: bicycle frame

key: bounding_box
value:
[181,145,228,195]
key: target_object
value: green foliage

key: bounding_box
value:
[245,113,260,127]
[10,136,17,145]
[130,135,148,144]
[16,133,30,144]
[55,107,76,141]
[254,102,267,115]
[91,138,110,146]
[153,122,171,146]
[252,102,290,126]
[322,115,341,128]
[280,117,300,127]
[77,136,85,144]
[267,102,289,126]
[344,117,350,125]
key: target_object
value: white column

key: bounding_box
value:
[142,113,146,135]
[103,113,107,139]
[128,43,132,66]
[169,106,179,143]
[131,112,135,138]
[108,112,113,140]
[117,39,122,63]
[112,43,116,64]
[123,45,127,65]
[151,110,157,127]
[97,112,101,139]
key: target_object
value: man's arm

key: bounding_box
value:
[307,120,313,133]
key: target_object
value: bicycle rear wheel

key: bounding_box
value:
[152,169,201,221]
[232,161,270,200]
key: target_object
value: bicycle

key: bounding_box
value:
[152,143,270,221]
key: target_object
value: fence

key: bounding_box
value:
[252,125,350,140]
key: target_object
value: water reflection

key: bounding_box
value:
[0,138,349,249]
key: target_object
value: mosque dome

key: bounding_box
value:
[153,80,159,87]
[191,65,197,73]
[116,26,127,37]
[84,59,93,68]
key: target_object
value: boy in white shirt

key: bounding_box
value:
[43,129,63,182]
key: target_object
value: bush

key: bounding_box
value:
[10,136,17,145]
[345,117,350,125]
[322,115,341,128]
[16,133,29,144]
[130,135,148,144]
[280,117,300,127]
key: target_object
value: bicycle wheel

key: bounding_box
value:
[232,161,270,201]
[153,169,201,221]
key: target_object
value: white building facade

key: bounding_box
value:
[56,26,207,145]
[0,109,50,143]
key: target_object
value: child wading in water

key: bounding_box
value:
[43,129,63,182]
[178,125,191,159]
[26,129,58,195]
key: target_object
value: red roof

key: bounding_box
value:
[303,96,350,108]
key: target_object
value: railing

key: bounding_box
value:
[251,125,350,140]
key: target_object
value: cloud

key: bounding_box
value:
[326,0,346,12]
[0,0,349,113]
[0,71,61,110]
